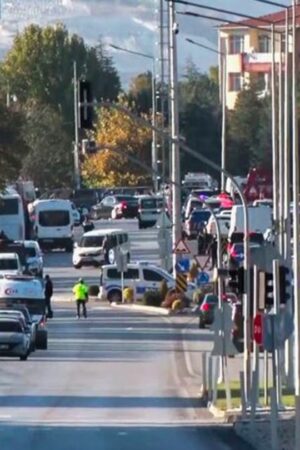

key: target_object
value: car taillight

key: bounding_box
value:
[40,317,46,327]
[121,201,128,209]
[202,304,210,311]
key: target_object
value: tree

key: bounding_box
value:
[0,97,28,188]
[82,97,152,187]
[21,103,74,189]
[227,84,272,175]
[179,63,221,178]
[128,71,153,113]
[0,24,121,131]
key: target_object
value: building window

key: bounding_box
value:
[228,35,244,54]
[229,73,243,92]
[258,35,271,53]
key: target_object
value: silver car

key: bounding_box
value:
[0,309,36,352]
[0,318,30,360]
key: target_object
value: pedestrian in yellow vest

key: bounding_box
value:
[73,278,89,319]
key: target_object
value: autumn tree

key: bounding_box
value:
[128,71,153,113]
[82,97,152,187]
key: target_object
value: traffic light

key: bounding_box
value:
[279,265,291,304]
[228,266,244,294]
[264,271,274,306]
[78,80,93,129]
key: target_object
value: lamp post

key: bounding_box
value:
[185,38,227,192]
[108,44,159,192]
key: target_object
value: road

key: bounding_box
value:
[0,219,252,450]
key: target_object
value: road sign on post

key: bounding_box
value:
[173,239,191,255]
[197,271,210,286]
[176,273,187,293]
[253,313,263,345]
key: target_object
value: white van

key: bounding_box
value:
[229,205,272,237]
[72,228,130,268]
[137,196,165,229]
[0,189,25,241]
[32,199,74,251]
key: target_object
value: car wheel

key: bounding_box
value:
[138,221,144,229]
[20,353,28,361]
[73,263,82,269]
[108,249,115,264]
[199,320,205,329]
[107,289,122,303]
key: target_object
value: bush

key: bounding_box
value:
[142,290,163,307]
[159,279,168,300]
[123,287,134,303]
[88,285,99,297]
[172,299,183,311]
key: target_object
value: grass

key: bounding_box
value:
[215,380,295,410]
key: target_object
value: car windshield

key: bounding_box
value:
[0,259,18,271]
[39,210,70,227]
[25,247,36,258]
[141,198,163,209]
[0,198,19,215]
[0,321,22,332]
[205,295,218,304]
[80,236,104,247]
[115,196,137,204]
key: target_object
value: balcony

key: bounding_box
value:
[242,52,282,72]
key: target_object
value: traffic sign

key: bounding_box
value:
[173,239,191,254]
[176,258,190,273]
[197,271,210,286]
[253,313,263,345]
[176,273,187,293]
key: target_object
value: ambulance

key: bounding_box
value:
[0,275,48,349]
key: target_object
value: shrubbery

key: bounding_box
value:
[142,290,163,307]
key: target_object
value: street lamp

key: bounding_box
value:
[108,44,159,192]
[185,38,227,193]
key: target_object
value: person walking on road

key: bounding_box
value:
[44,274,53,318]
[73,278,89,319]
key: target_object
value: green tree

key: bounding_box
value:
[128,71,153,113]
[0,24,121,130]
[0,97,27,187]
[179,63,221,177]
[227,84,271,175]
[21,103,74,189]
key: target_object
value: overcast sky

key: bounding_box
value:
[0,0,290,87]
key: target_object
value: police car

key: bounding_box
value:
[99,262,195,303]
[0,275,48,350]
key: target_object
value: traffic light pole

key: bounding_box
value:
[73,61,81,190]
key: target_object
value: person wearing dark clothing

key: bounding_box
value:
[82,217,95,233]
[102,236,110,264]
[210,237,218,269]
[44,275,53,318]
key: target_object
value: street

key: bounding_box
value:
[0,220,251,450]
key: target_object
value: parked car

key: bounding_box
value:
[99,262,195,303]
[0,309,36,352]
[91,195,137,220]
[23,240,43,277]
[0,317,31,360]
[137,196,166,229]
[0,253,23,276]
[198,294,218,328]
[183,209,211,239]
[111,197,139,219]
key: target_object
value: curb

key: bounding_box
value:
[110,303,171,315]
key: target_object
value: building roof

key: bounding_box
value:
[220,6,300,30]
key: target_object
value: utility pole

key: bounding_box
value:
[292,1,300,447]
[73,61,80,190]
[168,1,181,273]
[271,24,279,246]
[221,42,227,192]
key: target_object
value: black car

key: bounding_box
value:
[198,294,218,328]
[91,195,137,220]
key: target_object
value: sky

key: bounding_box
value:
[0,0,291,87]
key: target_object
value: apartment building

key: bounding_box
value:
[219,6,300,110]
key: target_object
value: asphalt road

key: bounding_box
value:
[0,219,252,450]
